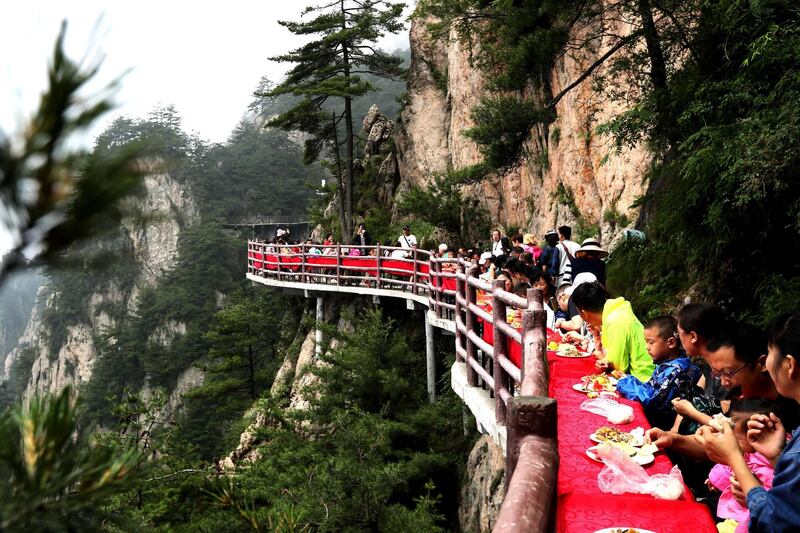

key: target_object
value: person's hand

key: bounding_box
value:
[704,478,718,493]
[695,423,742,466]
[554,318,564,330]
[728,475,747,507]
[645,427,675,450]
[747,412,786,461]
[565,331,582,342]
[671,398,697,417]
[595,358,610,373]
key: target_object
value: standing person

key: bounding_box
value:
[523,233,541,262]
[490,229,506,257]
[570,238,608,286]
[537,230,561,279]
[571,281,655,381]
[354,223,371,252]
[697,312,800,532]
[556,225,581,285]
[398,225,417,257]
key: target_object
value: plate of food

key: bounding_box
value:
[555,343,590,358]
[590,426,646,447]
[573,373,619,394]
[586,445,655,466]
[594,527,656,533]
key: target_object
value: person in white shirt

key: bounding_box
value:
[389,242,408,259]
[556,225,581,285]
[398,226,417,257]
[491,229,506,257]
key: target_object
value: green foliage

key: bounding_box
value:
[0,387,138,531]
[398,173,491,247]
[552,183,599,241]
[463,95,546,172]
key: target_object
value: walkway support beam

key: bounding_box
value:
[425,313,436,404]
[315,296,324,357]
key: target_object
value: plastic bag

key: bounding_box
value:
[580,397,635,424]
[596,444,685,500]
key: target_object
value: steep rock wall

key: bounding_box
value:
[1,172,198,402]
[397,14,650,243]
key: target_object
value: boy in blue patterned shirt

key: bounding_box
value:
[617,316,702,429]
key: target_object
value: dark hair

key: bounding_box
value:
[492,254,508,269]
[677,303,725,340]
[558,225,572,239]
[511,235,523,244]
[767,312,800,372]
[504,257,522,274]
[571,281,609,313]
[511,246,525,255]
[645,315,678,341]
[728,397,782,422]
[500,236,511,253]
[519,251,534,264]
[707,323,766,365]
[545,233,559,246]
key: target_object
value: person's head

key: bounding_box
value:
[530,270,554,298]
[558,225,572,241]
[544,229,559,247]
[523,233,536,246]
[766,312,800,401]
[511,235,524,246]
[513,283,530,298]
[403,225,411,235]
[326,233,334,241]
[493,254,508,270]
[479,251,493,270]
[575,238,608,260]
[438,243,448,254]
[504,257,522,278]
[706,323,769,395]
[519,251,534,265]
[305,238,313,245]
[492,229,501,242]
[556,283,571,312]
[495,271,513,292]
[511,246,524,258]
[644,316,681,362]
[728,398,782,452]
[570,281,609,328]
[677,303,726,357]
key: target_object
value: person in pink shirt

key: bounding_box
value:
[706,398,779,532]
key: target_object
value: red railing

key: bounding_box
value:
[247,241,555,532]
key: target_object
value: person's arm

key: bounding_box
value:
[599,318,627,375]
[645,427,710,461]
[697,424,762,495]
[672,398,713,426]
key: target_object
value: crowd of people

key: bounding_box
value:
[252,223,800,531]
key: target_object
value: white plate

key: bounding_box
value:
[592,528,656,533]
[556,350,591,358]
[586,446,654,466]
[573,383,589,393]
[590,432,645,447]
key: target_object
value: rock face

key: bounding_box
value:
[459,435,506,532]
[397,14,650,243]
[0,172,198,403]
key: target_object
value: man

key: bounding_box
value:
[571,281,655,381]
[556,225,580,285]
[537,229,561,279]
[490,229,505,257]
[398,225,417,257]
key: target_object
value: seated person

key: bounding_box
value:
[616,316,701,429]
[554,272,597,334]
[554,283,571,322]
[705,398,778,533]
[571,281,655,381]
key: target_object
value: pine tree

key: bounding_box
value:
[265,0,406,243]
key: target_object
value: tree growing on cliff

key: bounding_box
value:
[264,1,406,243]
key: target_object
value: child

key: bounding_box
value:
[554,283,571,322]
[705,398,778,533]
[616,316,701,429]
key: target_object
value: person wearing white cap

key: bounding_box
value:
[478,251,494,280]
[554,272,597,334]
[571,237,608,285]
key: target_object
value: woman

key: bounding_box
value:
[698,312,800,531]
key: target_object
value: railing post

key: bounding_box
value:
[276,245,282,282]
[376,243,382,290]
[336,244,341,285]
[301,243,307,283]
[492,279,508,425]
[455,260,465,363]
[412,248,419,295]
[521,288,549,397]
[435,260,443,319]
[465,264,479,387]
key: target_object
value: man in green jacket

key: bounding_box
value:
[571,281,655,382]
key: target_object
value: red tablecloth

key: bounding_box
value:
[549,346,716,532]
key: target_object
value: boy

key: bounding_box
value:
[616,316,701,429]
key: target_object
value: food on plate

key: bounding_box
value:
[548,341,559,351]
[639,442,659,456]
[709,413,735,431]
[578,373,619,393]
[594,426,634,444]
[556,343,582,357]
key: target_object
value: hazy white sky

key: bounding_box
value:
[0,1,412,146]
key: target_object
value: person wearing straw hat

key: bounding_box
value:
[522,233,542,261]
[571,237,608,286]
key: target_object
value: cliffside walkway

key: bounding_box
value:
[247,241,555,532]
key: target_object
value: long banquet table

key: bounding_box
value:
[542,332,716,532]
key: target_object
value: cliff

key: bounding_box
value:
[397,16,650,243]
[0,172,199,402]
